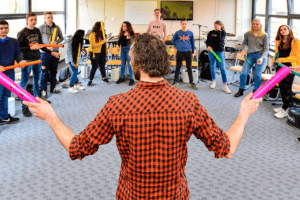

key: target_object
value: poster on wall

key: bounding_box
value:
[125,1,158,25]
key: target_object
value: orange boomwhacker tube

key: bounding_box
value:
[29,44,64,48]
[3,60,42,70]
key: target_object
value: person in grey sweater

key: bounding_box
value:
[39,11,64,99]
[234,19,269,97]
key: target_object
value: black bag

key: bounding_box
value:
[58,66,72,82]
[199,50,210,66]
[200,63,212,80]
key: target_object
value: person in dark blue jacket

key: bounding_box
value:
[0,20,26,125]
[172,18,198,90]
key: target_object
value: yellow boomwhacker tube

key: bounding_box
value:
[51,28,57,45]
[100,21,108,50]
[76,43,81,66]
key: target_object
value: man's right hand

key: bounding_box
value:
[23,97,57,121]
[30,44,42,50]
[0,66,5,72]
[240,93,262,119]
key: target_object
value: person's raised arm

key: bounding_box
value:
[224,93,262,158]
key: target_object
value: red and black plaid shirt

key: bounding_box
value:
[69,80,230,200]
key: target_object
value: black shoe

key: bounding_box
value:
[172,81,179,87]
[0,114,20,124]
[87,81,92,87]
[41,90,47,99]
[103,77,109,83]
[189,83,198,90]
[116,77,126,84]
[50,87,61,94]
[296,137,300,144]
[22,106,32,117]
[129,79,135,86]
[234,89,244,97]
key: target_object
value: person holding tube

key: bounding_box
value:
[234,19,269,98]
[116,21,135,86]
[87,21,108,87]
[39,11,64,99]
[65,30,87,93]
[0,20,26,125]
[172,18,198,90]
[271,25,300,119]
[23,33,262,199]
[17,12,61,117]
[206,20,231,94]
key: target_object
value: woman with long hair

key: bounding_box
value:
[234,19,269,97]
[88,21,108,86]
[206,20,231,94]
[272,25,300,118]
[65,29,87,93]
[116,21,135,86]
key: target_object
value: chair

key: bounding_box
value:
[228,52,254,89]
[106,47,121,77]
[167,47,177,72]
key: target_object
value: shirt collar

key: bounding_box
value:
[0,37,9,42]
[136,79,169,89]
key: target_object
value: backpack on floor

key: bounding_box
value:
[58,66,72,82]
[200,63,212,80]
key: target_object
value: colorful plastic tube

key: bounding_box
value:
[252,66,291,99]
[3,60,41,70]
[29,44,64,48]
[278,62,300,77]
[76,43,81,66]
[51,28,57,44]
[244,56,251,65]
[0,71,38,103]
[211,50,222,62]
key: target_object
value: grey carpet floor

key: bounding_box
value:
[0,66,300,200]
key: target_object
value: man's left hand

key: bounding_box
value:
[51,52,62,59]
[257,58,263,65]
[23,97,57,121]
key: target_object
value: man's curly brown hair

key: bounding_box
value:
[130,33,171,78]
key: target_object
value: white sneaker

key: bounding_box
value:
[223,85,231,94]
[68,87,78,94]
[274,110,288,119]
[274,107,283,113]
[210,80,216,89]
[75,84,85,90]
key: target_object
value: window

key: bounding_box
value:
[253,0,300,51]
[6,19,26,38]
[0,0,67,34]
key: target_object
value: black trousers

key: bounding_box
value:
[277,67,295,110]
[174,52,193,83]
[89,52,106,81]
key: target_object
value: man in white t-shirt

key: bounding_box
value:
[146,8,167,43]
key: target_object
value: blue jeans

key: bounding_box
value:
[208,51,227,83]
[239,52,267,90]
[40,53,59,91]
[120,46,133,79]
[20,60,41,108]
[0,72,14,119]
[69,62,78,87]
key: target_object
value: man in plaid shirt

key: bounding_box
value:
[25,33,262,199]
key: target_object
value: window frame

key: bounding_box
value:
[0,0,66,34]
[252,0,300,51]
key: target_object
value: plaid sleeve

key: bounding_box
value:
[69,98,115,160]
[193,95,230,158]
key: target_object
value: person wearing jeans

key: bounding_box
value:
[65,30,86,93]
[116,21,135,86]
[234,19,269,97]
[172,18,198,90]
[207,20,231,94]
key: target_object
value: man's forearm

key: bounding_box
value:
[225,113,249,158]
[46,116,75,152]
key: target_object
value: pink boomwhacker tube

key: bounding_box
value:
[252,66,291,99]
[0,71,39,103]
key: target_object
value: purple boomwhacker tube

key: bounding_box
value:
[0,71,39,103]
[252,66,291,99]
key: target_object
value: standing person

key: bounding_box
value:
[271,25,300,118]
[17,12,61,117]
[172,18,198,90]
[207,20,231,94]
[146,8,167,43]
[39,11,64,99]
[65,30,87,93]
[0,20,26,125]
[116,21,135,86]
[234,19,269,97]
[87,21,108,87]
[24,33,262,199]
